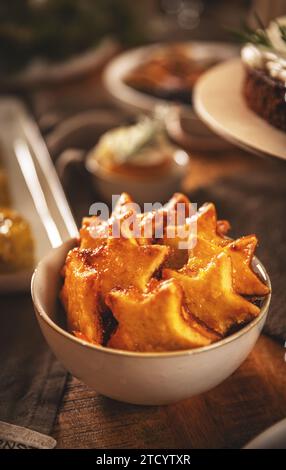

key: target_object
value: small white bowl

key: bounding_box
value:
[85,148,189,206]
[31,239,271,406]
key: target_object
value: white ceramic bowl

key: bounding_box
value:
[85,148,190,206]
[31,239,271,406]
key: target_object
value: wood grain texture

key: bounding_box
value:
[52,336,286,449]
[51,146,284,449]
[30,69,286,449]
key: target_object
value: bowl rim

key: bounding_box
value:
[85,147,189,184]
[31,238,271,359]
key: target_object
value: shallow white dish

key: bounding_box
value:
[244,417,286,449]
[32,239,271,406]
[0,98,78,293]
[165,106,233,152]
[194,58,286,160]
[103,42,238,151]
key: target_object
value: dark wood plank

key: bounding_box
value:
[53,335,286,449]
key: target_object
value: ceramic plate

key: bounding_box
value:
[104,42,238,150]
[194,58,286,160]
[244,418,286,449]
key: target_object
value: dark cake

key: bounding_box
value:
[243,65,286,132]
[241,17,286,132]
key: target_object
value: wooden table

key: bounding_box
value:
[15,67,285,449]
[53,336,285,449]
[48,144,285,449]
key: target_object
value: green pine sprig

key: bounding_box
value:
[275,20,286,43]
[227,12,273,48]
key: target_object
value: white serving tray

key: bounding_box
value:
[0,97,78,293]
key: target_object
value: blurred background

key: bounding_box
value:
[0,0,285,220]
[0,1,285,121]
[1,1,285,91]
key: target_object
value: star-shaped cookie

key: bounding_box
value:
[163,252,260,336]
[195,203,231,246]
[187,235,269,296]
[61,237,169,344]
[80,193,139,249]
[160,202,231,270]
[106,279,219,352]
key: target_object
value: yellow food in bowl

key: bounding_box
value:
[0,208,34,273]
